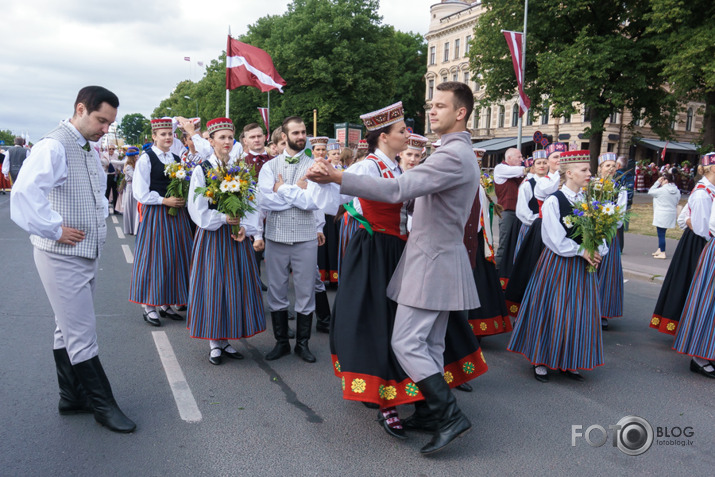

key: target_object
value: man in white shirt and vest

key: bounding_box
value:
[2,136,30,182]
[10,86,136,433]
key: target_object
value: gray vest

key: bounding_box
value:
[7,146,27,181]
[264,152,316,244]
[30,123,107,259]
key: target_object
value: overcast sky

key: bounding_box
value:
[0,0,437,143]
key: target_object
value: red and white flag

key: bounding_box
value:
[184,56,190,61]
[258,107,270,136]
[661,140,669,162]
[226,37,286,93]
[197,61,204,67]
[502,30,531,117]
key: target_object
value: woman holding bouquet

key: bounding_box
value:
[508,151,607,383]
[651,154,715,339]
[596,153,628,330]
[184,118,265,365]
[130,119,193,326]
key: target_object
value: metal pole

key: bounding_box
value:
[517,0,529,153]
[313,109,317,137]
[226,26,231,118]
[267,91,271,138]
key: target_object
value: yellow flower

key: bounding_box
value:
[479,322,487,331]
[666,323,676,332]
[351,378,366,394]
[581,203,588,210]
[651,317,660,326]
[382,385,397,400]
[510,305,518,313]
[443,371,454,383]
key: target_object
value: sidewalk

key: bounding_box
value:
[620,232,675,282]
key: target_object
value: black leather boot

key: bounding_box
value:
[265,310,291,360]
[53,348,92,415]
[294,312,316,363]
[315,291,331,333]
[416,373,471,454]
[72,356,136,433]
[402,401,438,433]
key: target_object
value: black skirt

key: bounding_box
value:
[504,218,544,317]
[650,228,707,335]
[330,229,487,407]
[498,216,523,289]
[318,214,340,284]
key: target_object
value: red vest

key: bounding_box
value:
[358,155,408,241]
[495,176,521,211]
[244,152,273,176]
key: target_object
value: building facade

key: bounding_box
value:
[424,0,703,165]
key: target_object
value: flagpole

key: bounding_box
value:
[267,91,271,138]
[517,0,528,153]
[226,26,231,118]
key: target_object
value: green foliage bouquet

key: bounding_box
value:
[193,162,257,235]
[164,161,195,216]
[566,177,629,272]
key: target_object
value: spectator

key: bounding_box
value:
[648,169,681,259]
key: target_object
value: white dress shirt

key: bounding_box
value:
[10,120,107,240]
[534,170,560,201]
[257,151,320,213]
[133,146,177,205]
[541,184,608,258]
[191,134,243,162]
[687,177,715,240]
[493,163,525,185]
[187,154,259,235]
[515,178,539,225]
[2,146,29,176]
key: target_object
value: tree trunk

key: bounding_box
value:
[588,110,606,173]
[701,90,715,150]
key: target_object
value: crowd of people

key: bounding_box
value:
[6,84,715,456]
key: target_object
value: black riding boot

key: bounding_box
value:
[53,348,92,415]
[402,400,438,433]
[315,291,331,333]
[416,373,471,454]
[265,310,291,360]
[294,312,316,363]
[72,356,136,433]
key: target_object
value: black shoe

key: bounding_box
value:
[222,345,243,360]
[266,310,291,361]
[534,366,549,383]
[158,307,183,320]
[72,356,136,433]
[53,348,92,415]
[209,348,223,365]
[177,305,187,311]
[402,401,438,433]
[560,370,585,382]
[143,311,161,327]
[601,318,609,330]
[416,373,471,454]
[362,402,380,410]
[315,291,331,333]
[690,359,715,378]
[377,411,408,440]
[288,311,296,321]
[294,313,316,363]
[455,382,472,392]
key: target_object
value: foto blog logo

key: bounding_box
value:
[571,416,654,456]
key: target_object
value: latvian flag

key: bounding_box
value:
[226,37,286,93]
[502,30,530,117]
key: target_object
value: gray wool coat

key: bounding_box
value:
[340,130,480,311]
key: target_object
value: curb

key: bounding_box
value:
[623,268,665,284]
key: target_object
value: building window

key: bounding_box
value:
[452,72,458,82]
[563,113,571,124]
[465,35,471,56]
[607,143,615,152]
[428,79,434,100]
[670,117,676,130]
[511,104,519,127]
[442,75,448,84]
[463,71,470,85]
[526,111,533,126]
[583,106,591,122]
[472,111,479,130]
[485,107,492,130]
[686,107,694,131]
[429,46,436,65]
[443,42,450,62]
[454,39,460,59]
[498,105,505,128]
[541,107,549,125]
[609,111,618,124]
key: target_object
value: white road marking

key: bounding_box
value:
[152,331,202,423]
[121,244,134,263]
[623,279,629,284]
[111,215,119,224]
[115,226,125,239]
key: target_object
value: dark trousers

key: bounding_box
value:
[105,176,117,210]
[495,210,516,270]
[656,227,667,251]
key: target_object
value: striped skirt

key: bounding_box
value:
[128,204,193,307]
[513,223,531,264]
[187,225,266,340]
[507,249,604,371]
[672,239,715,360]
[337,212,360,281]
[597,235,623,319]
[505,218,544,318]
[650,229,707,335]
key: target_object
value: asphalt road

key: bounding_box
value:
[1,192,713,476]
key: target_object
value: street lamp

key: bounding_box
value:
[184,95,198,117]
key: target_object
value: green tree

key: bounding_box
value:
[647,0,715,150]
[119,113,150,145]
[0,129,15,146]
[153,0,426,136]
[469,0,676,168]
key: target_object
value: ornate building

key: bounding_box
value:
[424,0,703,165]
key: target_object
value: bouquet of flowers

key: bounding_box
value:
[480,171,495,196]
[566,177,629,272]
[116,172,126,193]
[193,162,257,235]
[164,161,195,216]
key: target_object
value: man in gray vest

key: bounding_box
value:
[2,136,29,183]
[258,116,322,363]
[307,82,479,454]
[10,86,136,433]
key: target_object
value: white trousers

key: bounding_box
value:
[264,239,317,314]
[391,305,450,382]
[33,248,99,365]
